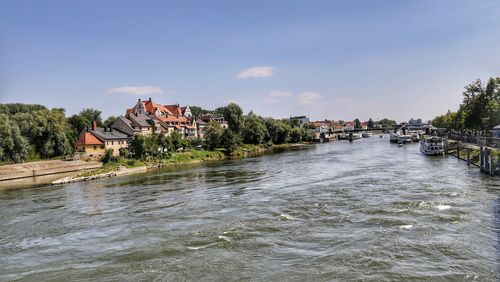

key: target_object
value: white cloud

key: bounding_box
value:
[269,90,292,98]
[237,66,275,79]
[108,85,163,95]
[298,91,322,104]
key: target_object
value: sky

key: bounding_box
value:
[1,0,499,122]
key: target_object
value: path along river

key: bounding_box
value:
[1,136,500,281]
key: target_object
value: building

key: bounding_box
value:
[114,98,203,139]
[290,116,310,127]
[492,124,500,138]
[75,122,130,158]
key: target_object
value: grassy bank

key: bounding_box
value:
[76,143,307,178]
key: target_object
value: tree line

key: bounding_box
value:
[0,102,316,163]
[432,77,500,135]
[127,103,316,160]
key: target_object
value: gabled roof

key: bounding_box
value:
[91,128,130,141]
[143,100,172,115]
[493,124,500,130]
[75,131,104,146]
[128,113,152,127]
[164,105,184,116]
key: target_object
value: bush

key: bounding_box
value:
[101,149,114,164]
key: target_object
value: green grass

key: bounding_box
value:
[161,150,224,164]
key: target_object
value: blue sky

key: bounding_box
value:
[1,0,499,122]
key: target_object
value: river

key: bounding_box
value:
[1,136,499,281]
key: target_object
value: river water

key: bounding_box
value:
[1,136,500,281]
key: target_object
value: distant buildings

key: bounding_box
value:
[75,121,129,158]
[290,116,310,128]
[492,124,500,138]
[74,98,227,158]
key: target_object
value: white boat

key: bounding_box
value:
[420,136,445,156]
[351,133,362,139]
[390,132,399,143]
[398,135,412,143]
[362,132,373,138]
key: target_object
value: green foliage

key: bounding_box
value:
[104,116,118,127]
[265,119,291,144]
[221,129,241,152]
[204,121,224,150]
[367,118,374,129]
[354,118,362,129]
[170,131,183,151]
[242,114,267,144]
[432,77,500,133]
[0,103,47,115]
[0,105,72,163]
[377,118,397,128]
[221,103,244,132]
[189,106,212,117]
[101,149,114,164]
[68,108,103,136]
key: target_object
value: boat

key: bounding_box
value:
[351,133,362,139]
[390,132,399,143]
[362,131,373,138]
[338,133,348,140]
[420,136,445,156]
[397,135,412,144]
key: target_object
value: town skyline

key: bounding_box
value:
[1,1,500,121]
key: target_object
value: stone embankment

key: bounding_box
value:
[52,166,147,184]
[0,160,102,181]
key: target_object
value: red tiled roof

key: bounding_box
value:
[143,100,172,115]
[164,105,183,116]
[75,131,104,146]
[156,115,190,123]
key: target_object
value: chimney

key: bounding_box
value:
[104,127,107,132]
[92,121,97,131]
[109,127,113,132]
[149,97,152,102]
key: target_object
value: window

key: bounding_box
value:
[112,141,114,145]
[100,146,104,149]
[94,146,97,150]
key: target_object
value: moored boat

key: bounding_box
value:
[362,131,373,138]
[352,133,362,139]
[420,136,445,156]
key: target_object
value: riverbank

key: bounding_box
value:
[51,143,307,185]
[0,160,102,182]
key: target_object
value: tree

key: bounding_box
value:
[290,127,303,143]
[104,116,118,128]
[129,135,147,160]
[222,103,244,133]
[189,106,212,118]
[367,118,374,129]
[170,131,183,151]
[221,129,241,153]
[68,108,103,135]
[354,119,362,130]
[204,121,224,150]
[242,114,267,144]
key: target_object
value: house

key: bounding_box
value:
[291,116,310,128]
[492,124,500,138]
[127,113,154,135]
[74,129,105,158]
[111,116,141,136]
[196,119,208,139]
[344,122,355,131]
[199,114,229,129]
[75,121,130,158]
